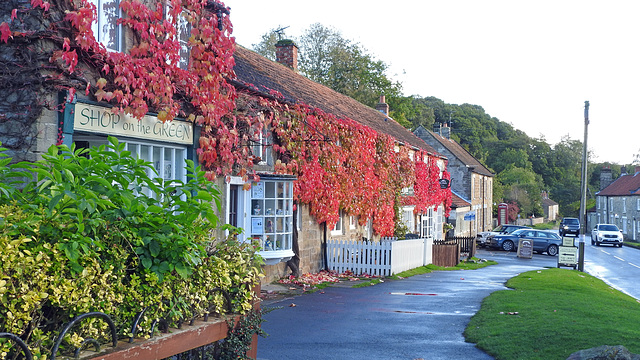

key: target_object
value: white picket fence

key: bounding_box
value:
[326,237,433,276]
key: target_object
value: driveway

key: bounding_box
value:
[257,250,558,360]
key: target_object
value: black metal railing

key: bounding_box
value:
[0,288,234,360]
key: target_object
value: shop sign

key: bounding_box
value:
[73,103,193,145]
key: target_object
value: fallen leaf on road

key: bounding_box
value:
[289,303,296,307]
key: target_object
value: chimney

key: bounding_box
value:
[440,123,451,139]
[375,95,389,116]
[621,166,628,177]
[275,39,298,70]
[600,166,613,190]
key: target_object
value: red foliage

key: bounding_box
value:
[4,0,451,237]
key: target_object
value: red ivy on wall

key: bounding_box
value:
[1,0,451,237]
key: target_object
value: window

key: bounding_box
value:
[402,208,414,233]
[251,125,271,165]
[249,179,293,254]
[401,186,414,196]
[349,216,356,230]
[73,137,188,199]
[597,196,601,209]
[637,198,640,211]
[331,210,344,235]
[422,207,434,238]
[91,0,123,52]
[623,198,627,213]
[610,198,614,212]
[165,4,191,69]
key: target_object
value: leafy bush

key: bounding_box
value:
[0,138,262,359]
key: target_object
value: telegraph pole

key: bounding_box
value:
[578,101,589,272]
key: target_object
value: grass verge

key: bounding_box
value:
[624,240,640,250]
[351,257,498,288]
[464,268,640,360]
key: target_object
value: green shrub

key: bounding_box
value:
[0,138,262,359]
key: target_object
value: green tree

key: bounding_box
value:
[251,27,284,61]
[253,23,403,110]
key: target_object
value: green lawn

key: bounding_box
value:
[465,268,640,360]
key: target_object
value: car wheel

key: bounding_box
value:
[547,244,558,256]
[596,241,600,246]
[619,243,623,248]
[502,240,514,252]
[591,239,595,245]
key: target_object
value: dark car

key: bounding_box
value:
[476,224,530,247]
[488,228,562,256]
[559,217,580,237]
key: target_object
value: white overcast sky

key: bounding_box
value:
[226,0,639,165]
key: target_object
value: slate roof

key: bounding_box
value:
[416,127,493,177]
[232,45,441,155]
[542,198,558,207]
[597,171,640,196]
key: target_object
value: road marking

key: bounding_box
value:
[630,263,640,269]
[601,250,610,255]
[614,256,625,262]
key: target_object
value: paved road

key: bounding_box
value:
[581,237,640,300]
[257,250,557,360]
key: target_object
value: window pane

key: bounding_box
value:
[95,0,120,51]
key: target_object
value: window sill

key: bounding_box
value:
[258,249,294,266]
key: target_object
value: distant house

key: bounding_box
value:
[414,124,494,236]
[541,191,559,222]
[449,191,473,237]
[594,166,640,241]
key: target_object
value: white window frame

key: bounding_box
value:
[73,136,188,199]
[421,207,434,238]
[349,215,356,230]
[623,198,627,213]
[331,210,344,236]
[164,4,191,69]
[402,206,415,234]
[637,198,640,211]
[90,0,123,52]
[251,123,271,165]
[244,178,295,265]
[610,198,614,212]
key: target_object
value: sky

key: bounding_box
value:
[226,0,639,165]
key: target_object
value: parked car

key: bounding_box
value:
[559,217,580,237]
[476,224,530,247]
[487,228,562,256]
[591,224,624,247]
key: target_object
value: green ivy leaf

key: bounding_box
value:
[149,240,161,257]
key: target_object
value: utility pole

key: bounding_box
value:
[578,101,589,272]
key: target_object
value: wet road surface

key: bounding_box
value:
[257,250,557,360]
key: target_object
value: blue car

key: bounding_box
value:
[487,228,561,256]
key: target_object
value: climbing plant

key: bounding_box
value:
[0,0,450,237]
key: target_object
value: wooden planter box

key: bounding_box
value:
[83,315,257,360]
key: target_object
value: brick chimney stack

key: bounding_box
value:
[376,95,389,116]
[275,39,298,70]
